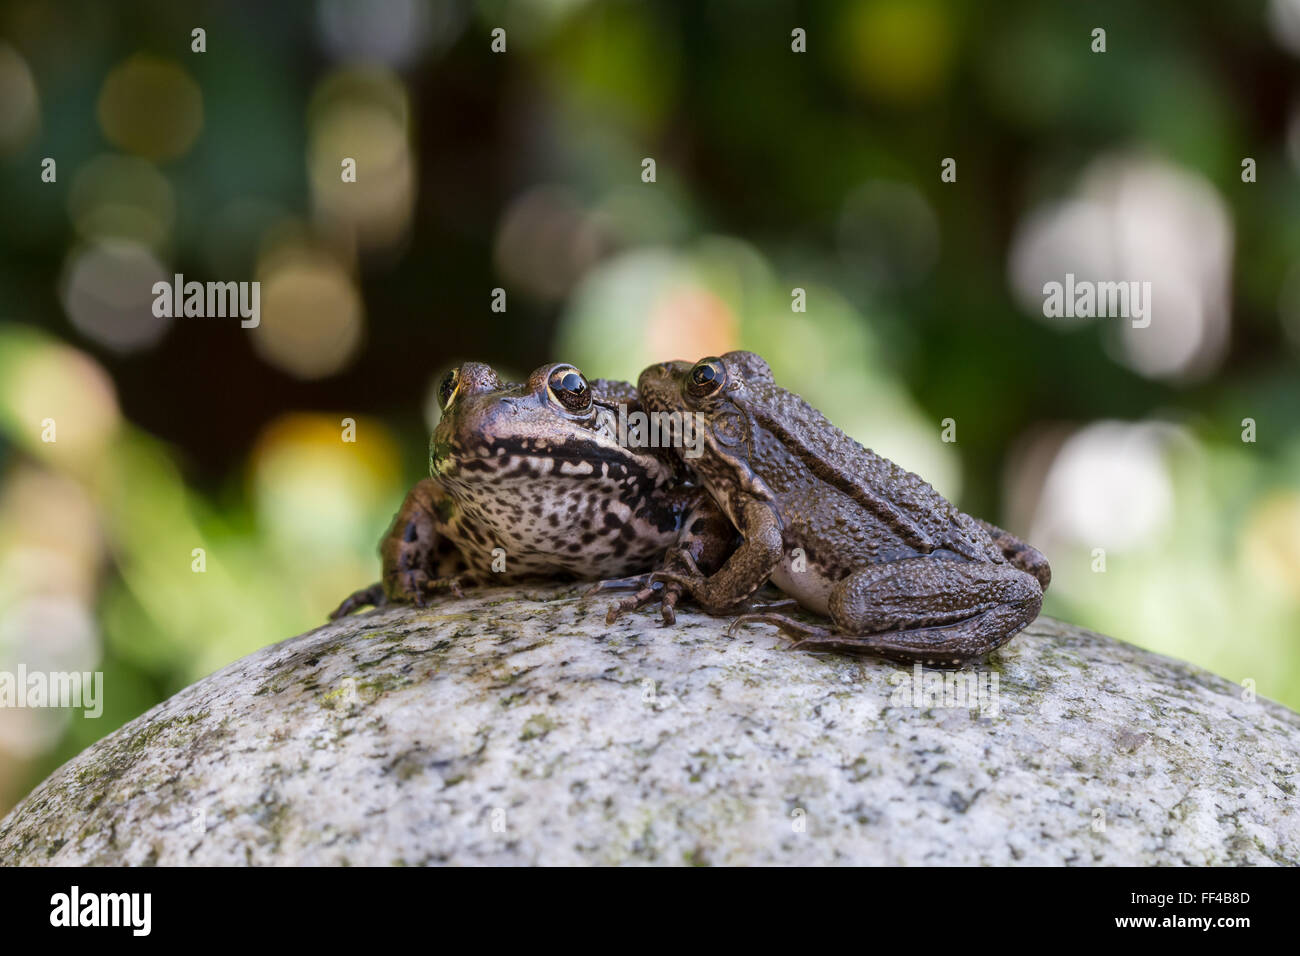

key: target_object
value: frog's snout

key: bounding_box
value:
[636,360,678,388]
[455,362,504,397]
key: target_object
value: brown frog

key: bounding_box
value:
[633,351,1051,664]
[331,361,732,620]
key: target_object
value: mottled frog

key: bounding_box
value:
[635,351,1051,664]
[331,361,731,619]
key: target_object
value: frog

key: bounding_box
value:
[630,350,1052,664]
[330,360,733,620]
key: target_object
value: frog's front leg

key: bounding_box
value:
[734,558,1042,665]
[650,497,782,614]
[598,552,689,626]
[602,495,739,625]
[329,479,466,619]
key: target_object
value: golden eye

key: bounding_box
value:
[547,365,592,412]
[687,357,725,398]
[438,368,459,410]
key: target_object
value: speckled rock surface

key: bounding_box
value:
[2,584,1297,865]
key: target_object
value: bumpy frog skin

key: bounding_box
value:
[635,351,1052,665]
[330,361,732,620]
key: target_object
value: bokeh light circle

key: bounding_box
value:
[253,249,365,379]
[59,239,172,352]
[97,55,203,161]
[0,42,40,154]
[68,154,175,248]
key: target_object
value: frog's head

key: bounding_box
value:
[429,360,678,487]
[637,350,774,482]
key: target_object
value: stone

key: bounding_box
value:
[1,584,1297,865]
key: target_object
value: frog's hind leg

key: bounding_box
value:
[735,558,1043,665]
[822,558,1042,663]
[793,612,1032,666]
[975,518,1051,591]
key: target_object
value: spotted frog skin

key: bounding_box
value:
[636,351,1052,664]
[331,361,731,619]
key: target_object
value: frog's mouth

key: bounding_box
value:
[431,433,676,485]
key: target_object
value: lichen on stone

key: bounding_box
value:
[1,586,1297,865]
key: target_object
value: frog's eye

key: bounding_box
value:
[687,357,726,398]
[548,365,592,412]
[437,368,460,410]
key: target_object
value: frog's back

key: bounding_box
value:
[750,385,1000,565]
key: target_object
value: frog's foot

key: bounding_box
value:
[603,580,686,626]
[605,582,659,625]
[658,585,681,625]
[589,571,656,624]
[728,612,985,665]
[645,568,697,594]
[387,570,467,608]
[649,567,757,617]
[728,612,833,645]
[781,621,1018,666]
[328,583,387,620]
[603,545,708,625]
[411,573,466,606]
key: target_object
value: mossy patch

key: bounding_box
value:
[520,713,557,741]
